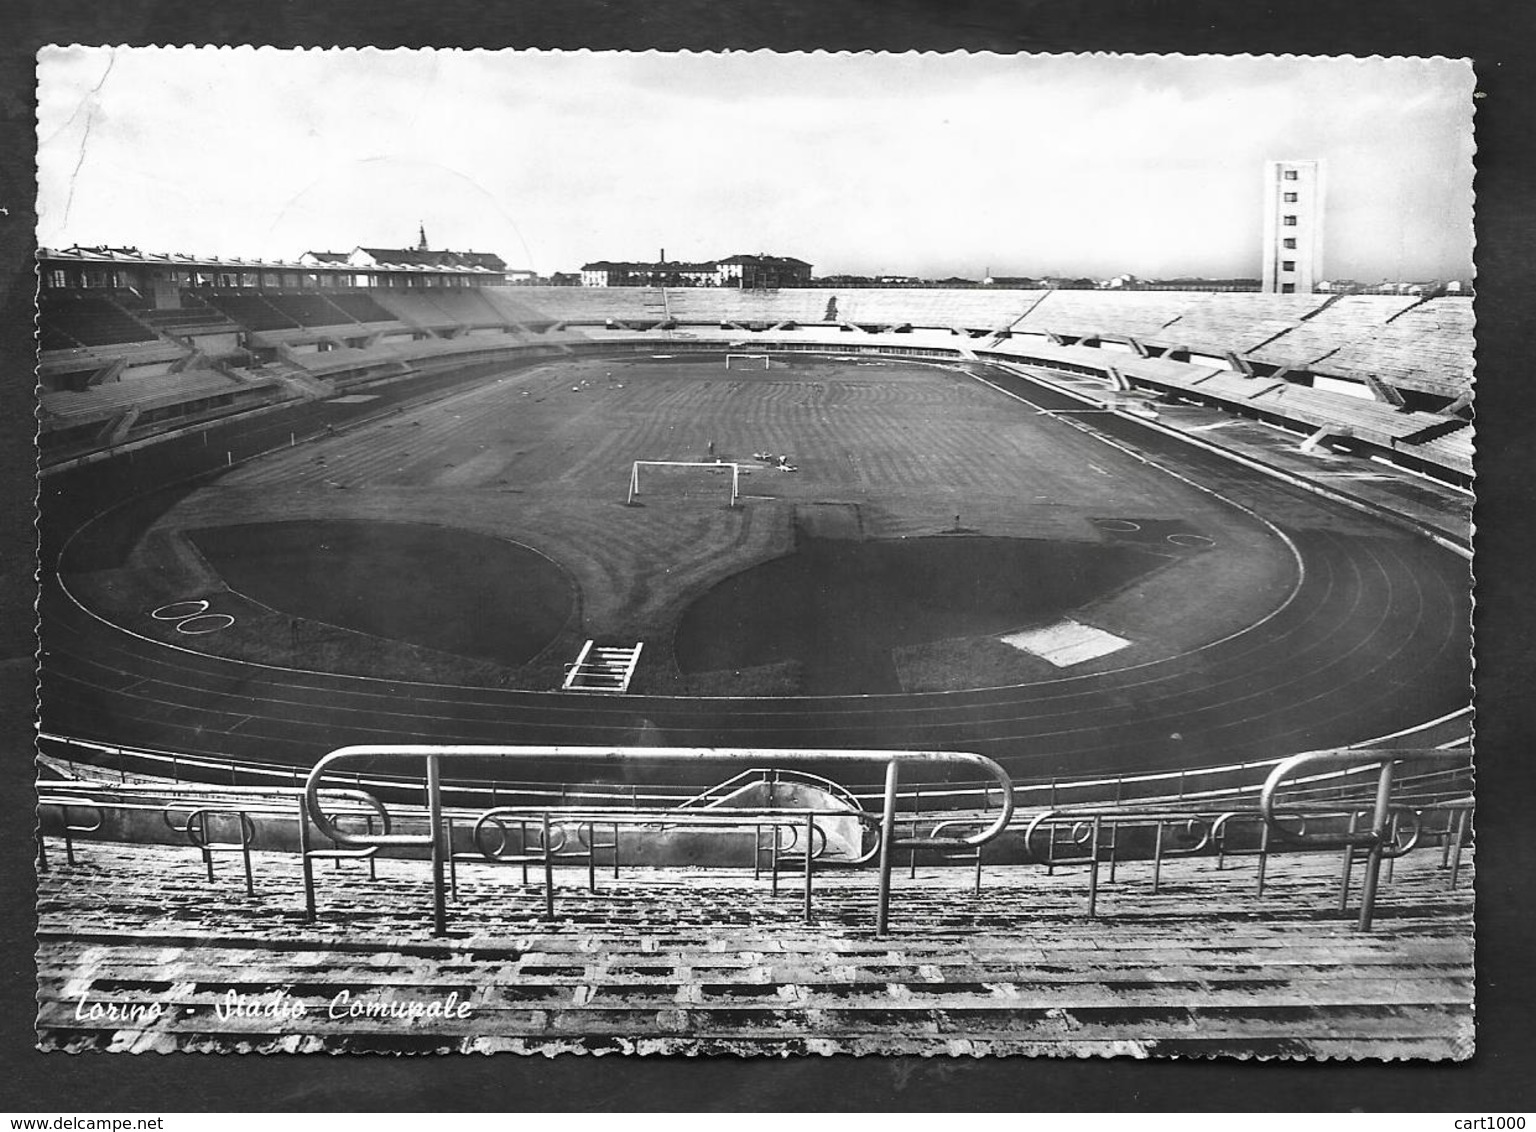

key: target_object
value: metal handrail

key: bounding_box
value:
[40,709,1471,815]
[36,799,104,869]
[180,807,258,896]
[674,766,867,815]
[461,803,871,861]
[1020,808,1216,865]
[452,806,834,922]
[1260,748,1473,930]
[303,744,1014,935]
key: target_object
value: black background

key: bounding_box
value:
[2,0,1531,1112]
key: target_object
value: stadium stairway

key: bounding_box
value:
[35,838,1471,1057]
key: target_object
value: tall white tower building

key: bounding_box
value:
[1261,159,1325,294]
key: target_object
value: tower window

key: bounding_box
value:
[1283,215,1298,226]
[1284,192,1299,202]
[1281,283,1296,293]
[1283,238,1297,249]
[1282,260,1296,272]
[1284,170,1298,180]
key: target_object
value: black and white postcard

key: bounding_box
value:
[32,47,1475,1062]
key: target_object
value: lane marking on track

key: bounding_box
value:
[51,357,1462,743]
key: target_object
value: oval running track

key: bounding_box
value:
[37,363,1472,785]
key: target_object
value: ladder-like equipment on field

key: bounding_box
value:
[562,640,644,693]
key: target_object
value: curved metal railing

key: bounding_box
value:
[1260,748,1473,930]
[38,710,1470,818]
[675,766,866,814]
[1018,808,1216,914]
[35,799,103,870]
[303,744,1015,935]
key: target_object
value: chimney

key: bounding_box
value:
[660,248,665,264]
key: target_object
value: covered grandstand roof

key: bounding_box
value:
[42,245,317,270]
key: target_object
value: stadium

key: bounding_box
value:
[32,51,1474,1060]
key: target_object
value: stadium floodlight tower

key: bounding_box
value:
[1261,159,1325,295]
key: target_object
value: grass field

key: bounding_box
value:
[72,354,1295,695]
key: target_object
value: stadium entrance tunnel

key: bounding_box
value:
[187,520,574,667]
[674,535,1171,695]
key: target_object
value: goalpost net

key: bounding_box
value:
[725,353,772,370]
[627,460,741,507]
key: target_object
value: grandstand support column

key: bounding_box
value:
[1298,424,1346,454]
[98,407,140,448]
[875,759,901,936]
[1106,366,1132,392]
[1226,350,1255,376]
[1365,374,1408,409]
[87,357,126,387]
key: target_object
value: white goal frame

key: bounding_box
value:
[725,353,772,370]
[627,460,740,506]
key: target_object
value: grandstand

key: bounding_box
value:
[33,255,1475,1056]
[35,744,1472,1056]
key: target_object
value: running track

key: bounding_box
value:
[37,362,1472,786]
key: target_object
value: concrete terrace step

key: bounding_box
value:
[37,839,1472,1056]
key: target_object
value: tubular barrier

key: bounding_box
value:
[303,745,1015,935]
[1260,748,1473,930]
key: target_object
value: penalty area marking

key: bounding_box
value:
[1000,620,1131,667]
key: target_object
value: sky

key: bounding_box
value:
[36,49,1476,282]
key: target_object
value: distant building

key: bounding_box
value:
[717,254,813,288]
[580,259,718,287]
[301,227,513,287]
[1261,159,1325,295]
[580,252,813,288]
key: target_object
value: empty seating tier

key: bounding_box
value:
[203,293,302,331]
[510,287,665,322]
[1312,298,1475,399]
[34,837,1472,1057]
[38,293,158,347]
[1010,291,1193,340]
[1152,293,1325,354]
[322,292,398,324]
[39,368,254,428]
[263,293,361,328]
[136,307,239,333]
[1248,295,1423,370]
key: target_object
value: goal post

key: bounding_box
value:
[725,353,771,370]
[627,460,740,507]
